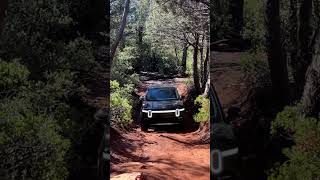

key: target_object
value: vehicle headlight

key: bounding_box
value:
[143,103,149,108]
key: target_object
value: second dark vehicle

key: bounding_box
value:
[139,86,185,131]
[210,84,240,179]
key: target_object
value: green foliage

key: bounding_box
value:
[193,95,210,122]
[0,60,90,179]
[64,37,97,72]
[269,105,320,180]
[0,0,71,71]
[240,53,271,88]
[110,80,133,129]
[210,0,232,40]
[112,46,140,86]
[0,98,70,180]
[0,0,97,79]
[0,60,29,90]
[157,54,179,75]
[243,0,266,51]
[0,58,78,179]
[0,0,104,178]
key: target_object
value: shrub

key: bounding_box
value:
[110,80,133,129]
[243,0,266,51]
[157,55,179,75]
[0,98,70,180]
[240,53,271,88]
[0,60,29,94]
[268,105,320,180]
[64,37,97,72]
[193,95,210,122]
[112,46,140,86]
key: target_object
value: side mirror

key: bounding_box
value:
[139,96,145,101]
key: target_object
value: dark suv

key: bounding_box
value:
[210,84,240,179]
[139,86,185,131]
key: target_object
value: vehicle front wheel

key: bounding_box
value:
[141,120,149,132]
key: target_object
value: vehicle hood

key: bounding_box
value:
[143,100,183,110]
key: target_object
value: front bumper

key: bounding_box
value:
[142,108,185,119]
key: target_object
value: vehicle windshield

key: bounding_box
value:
[146,87,178,101]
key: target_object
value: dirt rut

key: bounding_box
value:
[111,128,210,180]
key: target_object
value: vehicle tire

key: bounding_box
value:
[141,120,149,132]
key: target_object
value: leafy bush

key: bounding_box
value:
[110,80,133,129]
[0,98,70,180]
[64,37,97,72]
[0,0,98,80]
[240,53,271,88]
[112,46,140,86]
[157,55,179,75]
[193,95,210,122]
[0,60,29,91]
[0,0,105,179]
[269,105,320,180]
[243,0,266,51]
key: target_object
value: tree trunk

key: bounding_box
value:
[266,0,290,106]
[193,34,201,95]
[175,46,179,62]
[181,43,188,76]
[137,26,143,45]
[289,0,298,87]
[199,46,204,88]
[110,0,130,64]
[203,74,210,97]
[295,0,313,96]
[202,46,209,90]
[302,30,320,117]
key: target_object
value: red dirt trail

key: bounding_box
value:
[110,77,210,180]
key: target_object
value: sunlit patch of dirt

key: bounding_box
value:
[111,128,210,180]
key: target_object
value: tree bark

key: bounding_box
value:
[302,30,320,117]
[193,33,201,95]
[110,0,130,64]
[295,0,313,96]
[199,45,204,87]
[181,43,188,76]
[137,26,143,45]
[266,0,290,106]
[289,0,298,83]
[202,46,209,90]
